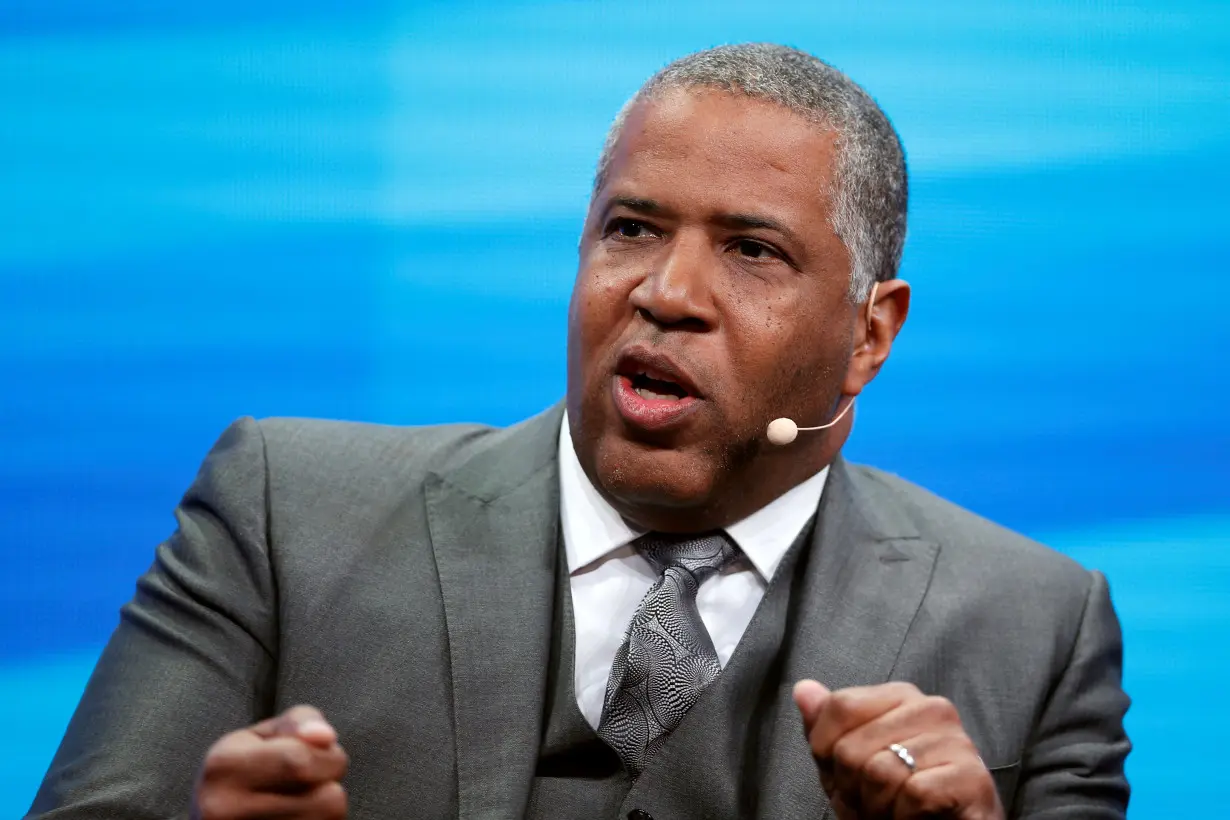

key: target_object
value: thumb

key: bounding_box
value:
[268,705,338,748]
[792,679,832,732]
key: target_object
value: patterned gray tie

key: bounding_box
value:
[596,531,741,776]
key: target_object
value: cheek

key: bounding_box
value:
[720,286,799,370]
[719,290,841,409]
[570,265,634,368]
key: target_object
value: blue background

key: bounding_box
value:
[3,1,1228,816]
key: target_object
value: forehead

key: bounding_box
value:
[602,88,839,219]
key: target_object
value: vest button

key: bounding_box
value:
[628,812,654,820]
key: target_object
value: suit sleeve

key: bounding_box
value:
[27,418,279,820]
[1012,570,1132,818]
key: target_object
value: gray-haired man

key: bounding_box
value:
[31,44,1130,820]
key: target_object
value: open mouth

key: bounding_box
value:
[611,347,703,431]
[627,371,690,402]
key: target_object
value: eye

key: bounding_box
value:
[605,218,658,240]
[732,238,781,261]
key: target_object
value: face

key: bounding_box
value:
[566,88,866,530]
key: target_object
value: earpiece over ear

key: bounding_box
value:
[765,280,885,446]
[866,281,878,336]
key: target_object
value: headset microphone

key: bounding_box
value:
[766,399,856,445]
[765,282,878,447]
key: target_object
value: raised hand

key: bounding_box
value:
[191,705,349,820]
[794,680,1003,820]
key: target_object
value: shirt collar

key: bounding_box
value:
[558,414,828,582]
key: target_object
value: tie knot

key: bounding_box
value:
[634,531,740,580]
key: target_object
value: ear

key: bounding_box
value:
[842,278,910,397]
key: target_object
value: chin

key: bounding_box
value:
[591,433,725,513]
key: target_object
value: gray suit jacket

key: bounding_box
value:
[29,404,1130,819]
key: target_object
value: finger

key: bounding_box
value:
[219,734,349,792]
[855,746,911,817]
[807,681,921,761]
[888,735,994,820]
[295,720,338,748]
[299,780,348,820]
[285,705,337,747]
[892,762,964,820]
[827,695,958,805]
[856,735,945,817]
[792,679,831,733]
[876,728,991,816]
[828,789,858,820]
[205,780,348,820]
[794,681,841,803]
[253,705,338,748]
[265,738,347,791]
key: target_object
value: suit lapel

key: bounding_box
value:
[758,458,941,820]
[424,405,565,819]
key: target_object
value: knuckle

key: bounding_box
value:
[278,743,315,782]
[954,734,981,760]
[831,735,859,769]
[315,781,348,819]
[827,691,854,721]
[901,773,936,808]
[201,736,243,779]
[193,787,235,820]
[334,746,351,779]
[861,748,897,783]
[923,695,959,723]
[271,704,323,737]
[901,773,954,814]
[887,680,921,700]
[807,724,828,759]
[285,703,323,721]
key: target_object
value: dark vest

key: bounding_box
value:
[525,521,815,820]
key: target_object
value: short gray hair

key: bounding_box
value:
[592,43,908,301]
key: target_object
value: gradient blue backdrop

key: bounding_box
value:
[3,1,1228,816]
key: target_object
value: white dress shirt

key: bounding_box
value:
[558,416,829,729]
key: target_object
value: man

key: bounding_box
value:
[29,44,1130,820]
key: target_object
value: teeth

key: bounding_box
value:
[634,386,681,401]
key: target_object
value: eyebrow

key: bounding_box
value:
[603,197,803,248]
[605,196,669,216]
[714,212,801,247]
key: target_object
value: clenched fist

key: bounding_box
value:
[794,680,1003,820]
[191,706,349,820]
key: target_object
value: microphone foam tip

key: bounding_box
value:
[766,418,798,446]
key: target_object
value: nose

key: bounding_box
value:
[628,232,718,331]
